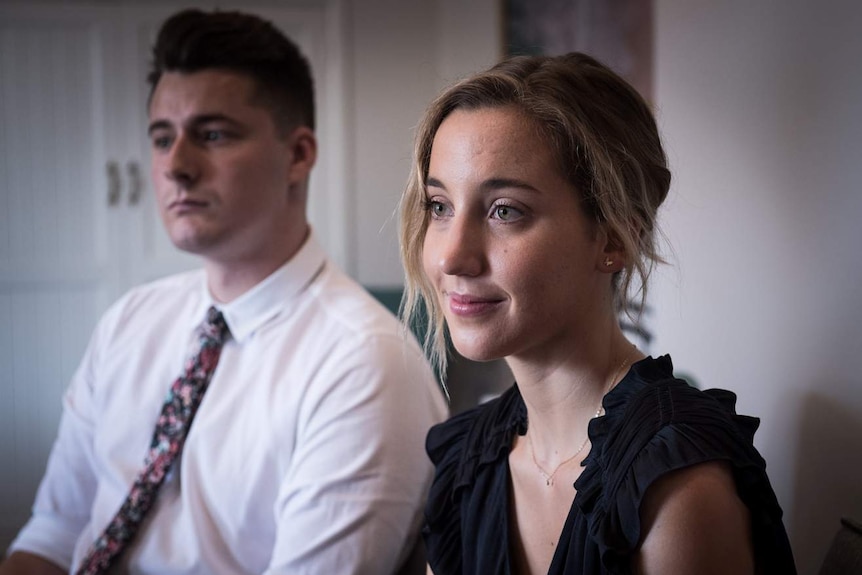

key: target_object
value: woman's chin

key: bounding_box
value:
[450,338,508,364]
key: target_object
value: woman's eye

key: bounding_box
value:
[493,204,523,221]
[427,200,449,218]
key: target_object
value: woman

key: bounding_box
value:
[399,53,795,574]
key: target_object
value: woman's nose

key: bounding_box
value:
[434,215,485,278]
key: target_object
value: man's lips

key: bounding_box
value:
[168,197,209,212]
[446,292,505,317]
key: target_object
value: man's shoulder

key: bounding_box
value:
[286,261,446,420]
[124,268,204,298]
[99,269,204,332]
[304,263,404,340]
[116,267,202,305]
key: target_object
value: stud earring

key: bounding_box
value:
[604,258,614,267]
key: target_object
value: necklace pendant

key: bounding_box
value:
[546,477,552,487]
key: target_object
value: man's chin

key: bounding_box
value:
[169,233,217,257]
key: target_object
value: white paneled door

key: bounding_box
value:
[0,7,118,549]
[0,1,348,552]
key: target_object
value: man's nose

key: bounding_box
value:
[164,134,200,188]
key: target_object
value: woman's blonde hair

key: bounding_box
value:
[400,52,671,376]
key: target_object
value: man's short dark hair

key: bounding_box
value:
[148,9,315,132]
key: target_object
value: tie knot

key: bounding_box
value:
[202,306,230,344]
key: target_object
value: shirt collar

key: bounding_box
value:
[190,231,327,343]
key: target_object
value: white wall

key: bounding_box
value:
[350,0,501,285]
[653,1,862,571]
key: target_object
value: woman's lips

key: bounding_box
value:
[446,292,504,317]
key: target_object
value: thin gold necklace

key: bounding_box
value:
[527,347,635,487]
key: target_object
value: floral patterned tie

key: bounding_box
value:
[76,306,230,575]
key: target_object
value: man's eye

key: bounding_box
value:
[152,136,172,150]
[202,130,223,142]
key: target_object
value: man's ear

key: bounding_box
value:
[286,126,317,185]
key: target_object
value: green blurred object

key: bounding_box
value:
[674,371,700,389]
[367,287,429,345]
[368,287,403,316]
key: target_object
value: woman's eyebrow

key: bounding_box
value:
[426,176,446,190]
[425,176,539,193]
[480,177,539,193]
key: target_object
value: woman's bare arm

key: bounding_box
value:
[634,461,755,575]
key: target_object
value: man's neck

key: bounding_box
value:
[204,226,309,303]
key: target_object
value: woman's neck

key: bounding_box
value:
[508,327,639,457]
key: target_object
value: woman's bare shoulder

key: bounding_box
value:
[634,460,755,575]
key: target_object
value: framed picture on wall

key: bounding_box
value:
[504,0,653,100]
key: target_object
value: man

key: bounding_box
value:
[1,9,446,575]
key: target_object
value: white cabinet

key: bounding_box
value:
[0,1,348,549]
[1,10,119,546]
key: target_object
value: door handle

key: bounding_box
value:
[127,161,142,205]
[107,161,121,206]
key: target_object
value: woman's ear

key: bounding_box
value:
[596,229,626,274]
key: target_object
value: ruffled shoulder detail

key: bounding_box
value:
[574,355,794,573]
[423,385,523,574]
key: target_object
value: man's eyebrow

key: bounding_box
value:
[147,119,172,136]
[147,114,240,136]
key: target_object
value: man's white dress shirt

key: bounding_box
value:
[10,233,447,574]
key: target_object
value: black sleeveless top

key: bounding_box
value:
[422,355,796,574]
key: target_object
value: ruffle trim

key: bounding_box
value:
[573,355,790,573]
[423,384,522,574]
